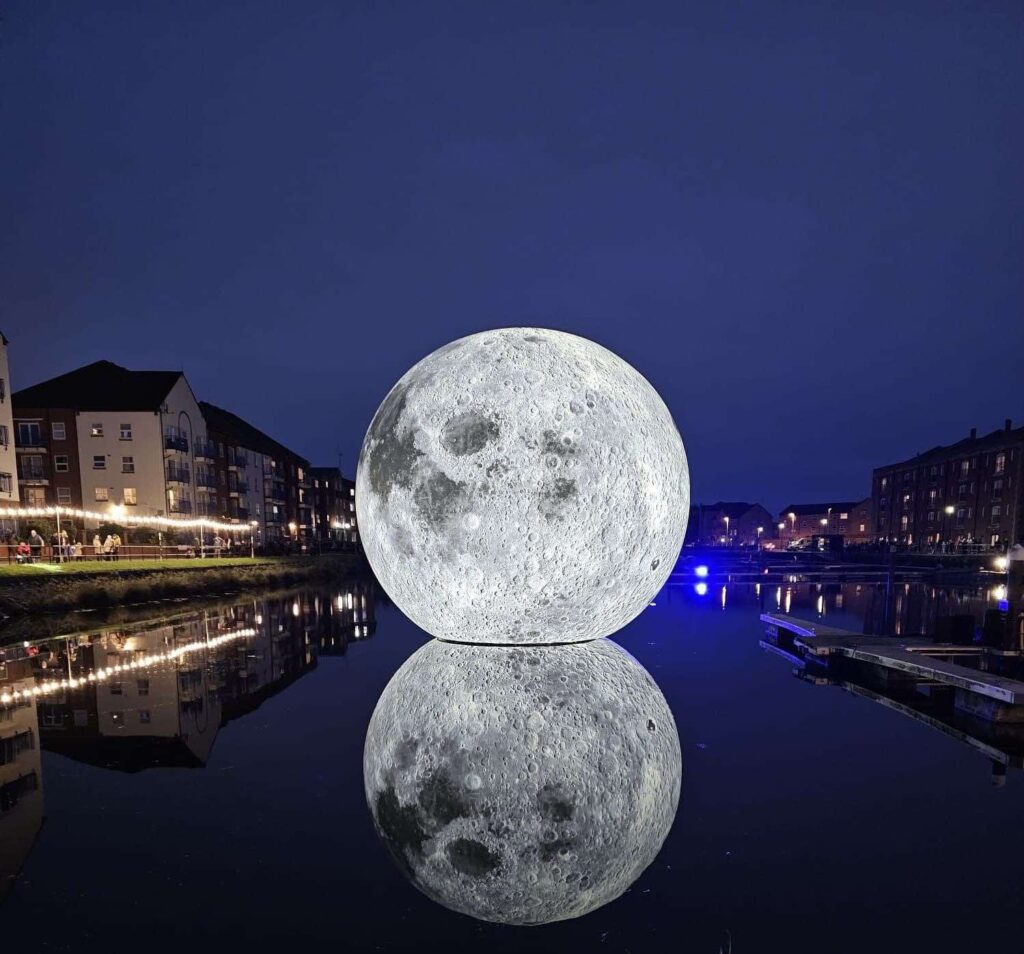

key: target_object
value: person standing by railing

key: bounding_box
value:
[93,533,103,561]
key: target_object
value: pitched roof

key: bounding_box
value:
[199,401,307,465]
[779,501,862,516]
[703,501,766,519]
[13,360,182,411]
[875,424,1024,472]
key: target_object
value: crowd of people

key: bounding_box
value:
[7,528,124,563]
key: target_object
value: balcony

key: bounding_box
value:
[227,450,248,469]
[195,471,217,489]
[18,465,47,484]
[196,501,220,517]
[168,499,193,515]
[194,439,216,461]
[166,464,192,484]
[164,434,189,453]
[228,478,249,496]
[268,488,287,503]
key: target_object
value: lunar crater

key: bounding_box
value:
[357,328,690,644]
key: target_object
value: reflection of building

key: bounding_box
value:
[12,360,211,530]
[0,332,19,506]
[199,402,311,548]
[693,502,774,547]
[314,582,378,654]
[310,466,358,550]
[0,664,43,902]
[872,421,1024,549]
[776,500,871,547]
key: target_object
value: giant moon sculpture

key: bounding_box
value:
[356,327,689,643]
[363,638,682,925]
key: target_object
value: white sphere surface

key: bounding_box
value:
[363,638,682,925]
[356,327,689,643]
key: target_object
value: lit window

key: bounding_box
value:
[137,680,149,696]
[124,488,137,506]
[839,512,848,520]
[25,487,45,506]
[995,453,1006,475]
[95,487,109,502]
[54,454,69,473]
[960,460,970,476]
[119,423,133,440]
[992,505,1002,518]
[52,421,66,440]
[122,456,135,474]
[91,422,104,437]
[93,455,106,469]
[57,487,72,504]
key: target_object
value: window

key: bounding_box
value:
[90,422,103,437]
[960,460,970,477]
[928,489,938,503]
[992,505,1002,518]
[21,454,44,479]
[52,421,66,440]
[123,488,137,506]
[119,423,133,440]
[93,455,106,470]
[927,511,935,523]
[57,487,72,505]
[0,425,7,447]
[24,487,45,506]
[0,473,11,495]
[94,487,109,502]
[137,679,150,696]
[139,710,151,725]
[839,512,849,520]
[122,456,135,474]
[880,477,888,491]
[16,422,41,446]
[0,378,5,402]
[995,453,1006,475]
[110,683,123,696]
[900,516,909,532]
[54,454,69,473]
[859,523,866,533]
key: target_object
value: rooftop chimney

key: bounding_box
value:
[1006,418,1013,432]
[970,427,977,439]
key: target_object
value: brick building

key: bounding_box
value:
[872,420,1024,549]
[309,466,358,550]
[777,500,869,547]
[694,502,774,547]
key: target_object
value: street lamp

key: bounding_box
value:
[944,504,955,549]
[723,515,730,547]
[757,526,764,549]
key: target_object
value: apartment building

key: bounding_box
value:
[309,466,358,549]
[777,500,869,547]
[692,502,774,547]
[12,361,210,534]
[199,402,311,547]
[873,420,1024,549]
[0,334,18,506]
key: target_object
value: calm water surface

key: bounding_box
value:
[1,576,1021,952]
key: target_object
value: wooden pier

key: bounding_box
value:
[761,612,1024,723]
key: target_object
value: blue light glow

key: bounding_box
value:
[694,582,708,597]
[695,565,709,578]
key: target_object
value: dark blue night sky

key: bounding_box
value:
[3,1,1021,512]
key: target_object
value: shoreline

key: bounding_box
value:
[0,553,368,619]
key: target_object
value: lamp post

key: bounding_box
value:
[250,520,257,559]
[723,515,730,548]
[788,512,796,542]
[944,504,955,550]
[757,526,764,550]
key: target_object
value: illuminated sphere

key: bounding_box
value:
[356,328,689,643]
[363,638,682,925]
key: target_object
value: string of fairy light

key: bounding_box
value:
[0,626,258,706]
[0,504,254,535]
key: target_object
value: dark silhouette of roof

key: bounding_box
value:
[779,501,863,516]
[703,502,768,519]
[874,423,1024,472]
[199,401,307,465]
[12,360,182,411]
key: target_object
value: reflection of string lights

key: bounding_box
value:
[0,627,257,706]
[0,505,249,534]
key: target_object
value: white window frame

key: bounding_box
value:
[52,421,67,440]
[54,454,69,473]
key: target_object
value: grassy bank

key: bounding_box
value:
[0,553,365,616]
[0,556,271,577]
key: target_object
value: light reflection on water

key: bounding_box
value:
[1,575,1022,952]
